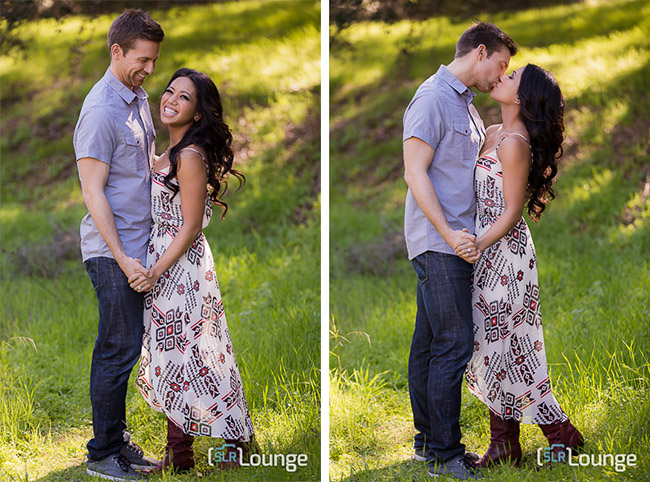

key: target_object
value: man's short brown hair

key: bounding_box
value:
[455,22,517,58]
[107,9,164,53]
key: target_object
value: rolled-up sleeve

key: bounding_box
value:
[403,93,443,151]
[74,105,116,165]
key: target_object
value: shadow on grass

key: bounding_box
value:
[337,459,430,482]
[32,463,87,482]
[162,2,318,52]
[332,0,648,116]
[495,0,647,50]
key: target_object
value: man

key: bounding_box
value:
[402,22,517,480]
[74,9,164,481]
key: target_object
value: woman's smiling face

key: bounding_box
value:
[160,76,199,127]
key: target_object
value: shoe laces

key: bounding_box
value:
[114,454,132,472]
[125,441,145,457]
[457,455,478,473]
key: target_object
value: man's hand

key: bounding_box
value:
[118,256,148,281]
[454,228,481,263]
[128,266,157,293]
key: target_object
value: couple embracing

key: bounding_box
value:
[403,22,584,480]
[74,9,256,481]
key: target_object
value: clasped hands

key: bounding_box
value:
[121,257,158,293]
[452,228,481,264]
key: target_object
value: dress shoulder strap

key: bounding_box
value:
[179,146,207,162]
[496,132,531,150]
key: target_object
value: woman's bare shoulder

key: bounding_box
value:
[178,144,207,161]
[498,135,531,168]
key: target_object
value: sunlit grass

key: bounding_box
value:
[0,1,320,480]
[525,26,650,99]
[330,0,650,480]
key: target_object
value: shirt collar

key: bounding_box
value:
[103,67,149,104]
[437,65,475,102]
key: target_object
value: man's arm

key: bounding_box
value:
[78,157,147,279]
[403,136,478,254]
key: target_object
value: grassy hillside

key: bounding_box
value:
[0,1,320,481]
[330,0,650,480]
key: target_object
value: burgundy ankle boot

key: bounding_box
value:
[475,411,522,468]
[162,418,195,473]
[539,418,584,454]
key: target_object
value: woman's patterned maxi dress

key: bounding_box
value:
[466,134,568,424]
[136,149,254,440]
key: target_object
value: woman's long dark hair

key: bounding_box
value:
[518,64,564,221]
[163,68,245,218]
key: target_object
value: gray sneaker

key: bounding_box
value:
[428,454,483,480]
[416,450,478,464]
[86,454,144,481]
[464,452,480,464]
[120,431,159,470]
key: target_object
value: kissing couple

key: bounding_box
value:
[402,21,584,480]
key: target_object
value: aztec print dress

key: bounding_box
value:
[136,147,254,440]
[465,133,568,424]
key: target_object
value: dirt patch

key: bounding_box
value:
[6,221,80,278]
[284,100,321,225]
[336,230,406,277]
[621,171,650,227]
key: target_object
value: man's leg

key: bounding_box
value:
[413,251,474,463]
[408,253,435,458]
[85,257,144,461]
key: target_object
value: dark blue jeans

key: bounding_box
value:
[409,250,473,463]
[85,257,143,461]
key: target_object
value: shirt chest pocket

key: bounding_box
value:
[453,122,470,137]
[122,133,148,172]
[452,121,474,157]
[124,133,145,149]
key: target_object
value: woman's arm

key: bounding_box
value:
[129,148,207,291]
[457,136,530,259]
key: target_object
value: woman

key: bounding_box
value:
[128,68,256,472]
[455,64,583,467]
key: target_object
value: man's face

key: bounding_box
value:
[474,46,511,93]
[112,38,160,91]
[490,65,526,104]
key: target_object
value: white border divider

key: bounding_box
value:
[320,0,330,481]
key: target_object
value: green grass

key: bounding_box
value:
[0,1,320,481]
[330,0,650,480]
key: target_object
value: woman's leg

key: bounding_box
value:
[162,418,195,472]
[539,418,584,451]
[475,411,522,468]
